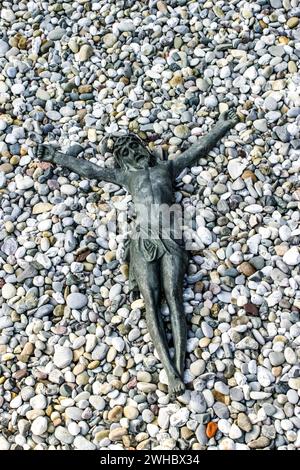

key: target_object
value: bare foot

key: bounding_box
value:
[219,108,240,128]
[168,374,185,400]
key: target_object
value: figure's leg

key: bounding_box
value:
[161,252,188,379]
[132,252,183,399]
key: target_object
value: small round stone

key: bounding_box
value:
[31,416,48,436]
[53,346,73,368]
[54,426,74,444]
[124,406,139,420]
[2,283,16,300]
[66,293,88,309]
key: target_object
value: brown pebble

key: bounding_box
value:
[194,281,204,293]
[13,369,28,380]
[213,391,227,404]
[78,85,92,93]
[157,1,168,13]
[0,163,13,173]
[169,73,183,87]
[241,170,257,182]
[238,261,256,277]
[206,422,218,438]
[237,412,252,432]
[108,405,123,422]
[244,303,259,315]
[19,342,34,362]
[181,427,194,439]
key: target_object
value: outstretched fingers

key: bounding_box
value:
[220,108,240,127]
[227,109,236,119]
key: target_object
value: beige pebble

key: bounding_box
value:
[68,38,79,53]
[199,337,210,348]
[2,283,16,300]
[32,202,53,214]
[123,406,139,420]
[288,61,297,73]
[109,427,127,441]
[0,163,13,173]
[219,102,228,113]
[77,44,94,61]
[87,360,100,370]
[88,128,97,142]
[107,347,117,362]
[131,298,144,310]
[136,382,157,393]
[137,371,152,383]
[95,430,110,441]
[274,245,288,256]
[4,221,14,233]
[104,251,116,262]
[287,17,299,29]
[3,264,14,274]
[76,372,89,386]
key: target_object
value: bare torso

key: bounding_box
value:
[125,162,179,237]
[126,162,173,204]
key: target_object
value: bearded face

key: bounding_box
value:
[100,133,156,170]
[114,138,153,170]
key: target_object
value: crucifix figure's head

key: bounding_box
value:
[101,133,156,171]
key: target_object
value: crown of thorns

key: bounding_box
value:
[100,132,145,154]
[100,132,155,168]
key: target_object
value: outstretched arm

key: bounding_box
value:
[170,109,240,178]
[37,144,126,186]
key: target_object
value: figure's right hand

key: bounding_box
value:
[37,144,57,163]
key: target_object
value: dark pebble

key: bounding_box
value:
[39,168,53,183]
[275,383,289,394]
[43,124,55,134]
[60,384,73,397]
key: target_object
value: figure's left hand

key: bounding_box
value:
[219,109,240,128]
[36,144,57,163]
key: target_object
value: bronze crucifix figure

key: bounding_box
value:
[37,109,239,399]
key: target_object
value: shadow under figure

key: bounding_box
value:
[37,109,239,400]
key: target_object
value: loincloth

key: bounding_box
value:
[123,229,189,291]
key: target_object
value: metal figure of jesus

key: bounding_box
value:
[37,109,239,399]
